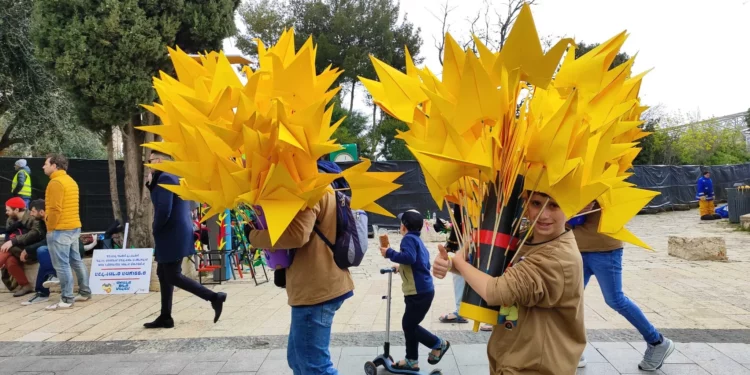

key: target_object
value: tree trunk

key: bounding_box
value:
[349,80,356,114]
[107,126,123,223]
[372,102,377,130]
[122,114,154,248]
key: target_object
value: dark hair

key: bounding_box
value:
[29,199,45,211]
[150,151,171,160]
[46,153,69,171]
[703,170,710,176]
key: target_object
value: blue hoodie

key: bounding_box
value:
[696,176,714,200]
[386,231,434,295]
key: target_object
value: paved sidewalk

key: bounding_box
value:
[0,341,748,374]
[1,209,748,343]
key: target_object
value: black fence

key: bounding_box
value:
[0,157,126,232]
[629,164,750,207]
[3,157,749,231]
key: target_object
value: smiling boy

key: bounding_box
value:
[433,192,586,374]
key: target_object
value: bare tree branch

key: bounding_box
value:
[428,1,457,66]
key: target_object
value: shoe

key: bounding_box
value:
[13,284,33,297]
[212,292,227,323]
[42,276,60,289]
[638,337,675,371]
[578,354,587,368]
[143,316,175,329]
[22,294,50,306]
[45,301,74,310]
[74,294,92,302]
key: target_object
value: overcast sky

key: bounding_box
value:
[223,0,750,122]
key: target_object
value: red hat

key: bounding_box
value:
[5,197,26,209]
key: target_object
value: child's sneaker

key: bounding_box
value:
[74,294,92,302]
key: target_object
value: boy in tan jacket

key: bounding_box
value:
[433,192,586,374]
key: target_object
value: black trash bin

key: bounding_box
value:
[727,187,750,223]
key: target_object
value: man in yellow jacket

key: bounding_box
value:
[42,154,92,310]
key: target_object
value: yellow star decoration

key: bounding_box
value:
[138,29,402,245]
[361,4,658,249]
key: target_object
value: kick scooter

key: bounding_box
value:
[364,267,442,375]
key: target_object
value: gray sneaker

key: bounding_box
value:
[22,293,50,306]
[74,294,91,302]
[42,276,60,289]
[638,337,675,371]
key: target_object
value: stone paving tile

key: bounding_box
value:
[2,210,749,343]
[179,361,225,375]
[218,349,269,373]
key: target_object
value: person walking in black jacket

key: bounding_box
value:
[143,151,226,329]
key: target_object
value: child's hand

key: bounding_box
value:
[380,246,388,258]
[393,264,399,272]
[433,244,451,279]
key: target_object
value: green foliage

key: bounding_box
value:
[634,118,750,166]
[746,107,750,129]
[236,0,422,92]
[235,0,290,59]
[372,116,413,161]
[32,0,241,131]
[330,100,373,159]
[0,0,90,152]
[575,42,630,70]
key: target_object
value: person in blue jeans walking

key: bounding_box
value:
[380,210,450,371]
[249,190,353,375]
[573,202,675,371]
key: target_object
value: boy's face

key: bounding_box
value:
[400,223,407,235]
[526,194,567,239]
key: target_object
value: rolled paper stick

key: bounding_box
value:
[444,198,464,250]
[569,208,602,219]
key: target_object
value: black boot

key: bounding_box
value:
[143,316,174,329]
[212,292,227,323]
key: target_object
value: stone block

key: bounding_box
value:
[741,214,750,230]
[667,236,728,261]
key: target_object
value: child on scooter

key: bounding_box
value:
[379,209,450,372]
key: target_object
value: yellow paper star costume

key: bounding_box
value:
[139,29,402,245]
[362,4,657,249]
[361,4,658,329]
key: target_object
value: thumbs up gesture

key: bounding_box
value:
[433,244,452,279]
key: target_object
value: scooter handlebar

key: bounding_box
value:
[380,267,397,274]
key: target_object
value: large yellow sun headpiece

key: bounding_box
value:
[139,29,402,245]
[362,4,658,250]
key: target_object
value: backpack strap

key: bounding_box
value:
[312,225,335,251]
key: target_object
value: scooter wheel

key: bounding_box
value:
[429,370,443,375]
[364,361,378,375]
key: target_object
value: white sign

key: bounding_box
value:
[89,248,153,295]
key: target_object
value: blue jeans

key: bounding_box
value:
[22,197,30,208]
[582,249,660,343]
[453,273,465,316]
[288,299,344,375]
[47,229,91,303]
[35,246,57,297]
